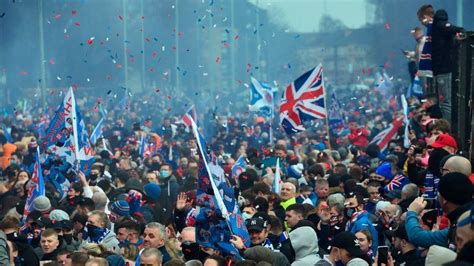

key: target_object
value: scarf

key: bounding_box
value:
[418,22,433,78]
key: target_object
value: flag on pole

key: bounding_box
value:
[249,77,273,117]
[23,147,45,219]
[272,158,281,194]
[328,92,345,131]
[1,124,13,144]
[375,71,394,91]
[190,114,250,257]
[369,116,404,152]
[41,88,95,175]
[407,75,423,98]
[231,156,247,182]
[181,104,198,131]
[90,118,104,145]
[280,64,326,134]
[401,95,411,149]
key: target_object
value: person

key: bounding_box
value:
[285,204,306,230]
[143,222,172,264]
[344,192,378,252]
[280,182,297,210]
[203,254,226,266]
[287,226,321,266]
[440,155,472,179]
[355,230,373,261]
[365,182,381,215]
[246,214,273,250]
[34,228,61,261]
[116,219,142,247]
[331,232,369,266]
[0,229,9,265]
[140,247,163,266]
[57,249,72,265]
[390,223,425,265]
[81,210,120,253]
[85,257,109,266]
[405,172,473,250]
[454,210,474,252]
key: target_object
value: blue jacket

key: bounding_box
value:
[349,211,378,252]
[405,211,448,248]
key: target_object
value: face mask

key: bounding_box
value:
[63,234,73,244]
[6,232,17,241]
[242,212,252,221]
[329,215,339,226]
[181,242,201,261]
[346,207,356,218]
[160,170,171,179]
[85,224,106,241]
[89,173,99,180]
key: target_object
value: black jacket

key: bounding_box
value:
[431,10,464,75]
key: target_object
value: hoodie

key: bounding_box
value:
[289,226,322,266]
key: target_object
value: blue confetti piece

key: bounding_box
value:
[287,63,291,69]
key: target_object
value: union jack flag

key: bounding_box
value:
[280,64,326,134]
[385,174,409,192]
[23,147,45,219]
[181,104,197,128]
[369,116,404,152]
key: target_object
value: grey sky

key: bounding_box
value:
[250,0,369,32]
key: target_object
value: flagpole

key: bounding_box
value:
[269,93,274,145]
[69,88,81,170]
[324,91,333,151]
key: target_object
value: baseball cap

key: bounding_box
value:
[430,134,457,150]
[246,216,268,232]
[32,217,52,229]
[332,232,365,257]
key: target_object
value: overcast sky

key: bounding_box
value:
[249,0,369,32]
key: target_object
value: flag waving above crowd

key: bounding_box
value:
[249,76,274,117]
[280,64,327,134]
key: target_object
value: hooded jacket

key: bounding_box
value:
[289,226,322,266]
[80,229,120,254]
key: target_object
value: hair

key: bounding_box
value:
[146,222,167,240]
[0,216,20,230]
[251,182,271,196]
[401,183,420,199]
[68,252,90,266]
[315,178,329,187]
[307,163,325,178]
[327,193,346,208]
[356,229,373,243]
[89,210,109,228]
[141,247,163,264]
[85,257,109,266]
[334,163,348,175]
[163,258,186,266]
[430,119,451,133]
[42,228,59,239]
[117,219,141,235]
[160,163,172,170]
[349,165,363,181]
[204,255,226,266]
[252,197,269,213]
[269,215,283,233]
[367,181,381,189]
[286,204,307,217]
[274,144,287,153]
[58,249,72,257]
[121,243,139,261]
[70,182,84,195]
[81,243,107,257]
[417,4,435,19]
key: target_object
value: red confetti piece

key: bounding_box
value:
[152,51,158,57]
[71,10,77,15]
[167,95,171,100]
[385,23,390,30]
[49,58,56,65]
[246,64,251,73]
[74,22,81,26]
[20,70,28,75]
[215,57,220,64]
[145,37,151,42]
[223,43,230,48]
[234,35,239,40]
[87,38,94,45]
[141,16,145,19]
[116,64,123,69]
[55,14,62,20]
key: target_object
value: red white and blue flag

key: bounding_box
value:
[231,156,247,182]
[369,116,404,152]
[280,64,326,134]
[181,104,197,128]
[385,174,409,192]
[23,147,45,219]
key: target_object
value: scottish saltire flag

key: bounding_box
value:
[23,147,45,218]
[191,115,250,257]
[181,104,197,128]
[407,75,423,98]
[249,77,273,117]
[418,23,433,78]
[272,158,281,194]
[375,71,393,91]
[1,124,13,143]
[369,116,404,152]
[41,88,95,175]
[385,174,409,192]
[280,64,326,134]
[328,92,345,130]
[401,95,411,149]
[90,118,104,145]
[231,156,247,182]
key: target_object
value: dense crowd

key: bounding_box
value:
[0,3,472,266]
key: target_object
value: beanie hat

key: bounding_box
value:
[376,162,393,180]
[110,200,130,217]
[438,173,473,205]
[287,164,304,179]
[144,183,161,201]
[32,196,51,212]
[49,209,69,221]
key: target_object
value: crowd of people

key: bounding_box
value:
[0,3,472,266]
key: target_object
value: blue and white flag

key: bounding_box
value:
[401,94,410,149]
[407,75,423,98]
[23,147,45,219]
[272,158,281,194]
[231,156,247,182]
[90,118,104,145]
[375,71,393,91]
[41,88,95,175]
[1,124,13,143]
[250,77,273,117]
[328,92,345,131]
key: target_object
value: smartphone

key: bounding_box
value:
[377,246,389,265]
